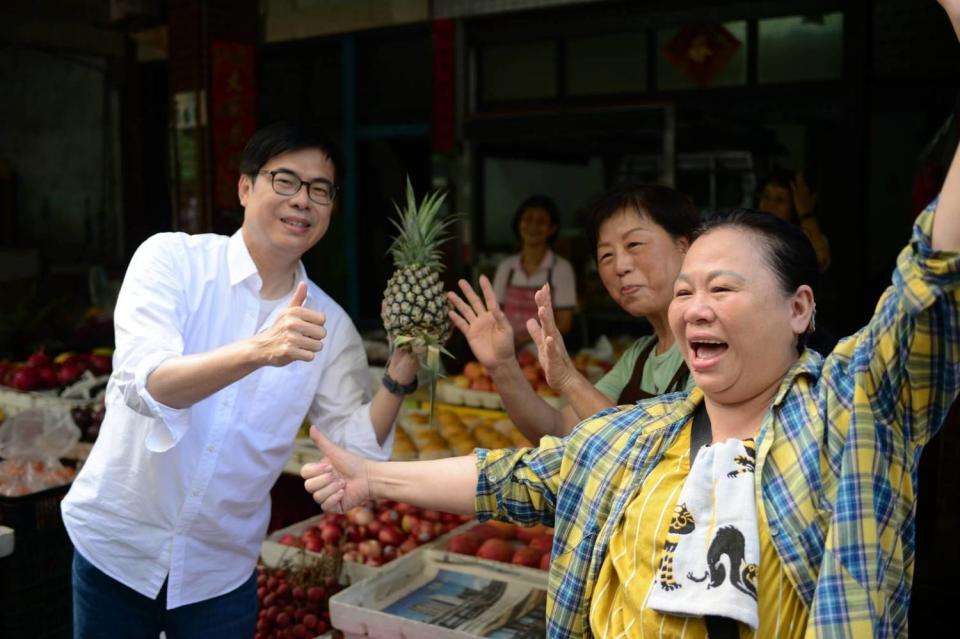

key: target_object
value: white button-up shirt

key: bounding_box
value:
[62,231,394,609]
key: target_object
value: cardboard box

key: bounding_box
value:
[329,547,548,638]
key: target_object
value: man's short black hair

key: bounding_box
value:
[239,122,342,184]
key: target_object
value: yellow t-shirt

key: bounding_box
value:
[590,424,807,638]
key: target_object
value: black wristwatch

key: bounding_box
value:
[381,370,418,396]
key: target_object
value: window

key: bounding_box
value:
[758,13,843,83]
[657,21,747,90]
[480,41,557,102]
[567,33,647,96]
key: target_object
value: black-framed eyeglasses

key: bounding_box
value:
[258,169,338,206]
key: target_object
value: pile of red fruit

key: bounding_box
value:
[0,349,112,392]
[255,563,343,639]
[277,500,472,568]
[446,520,554,571]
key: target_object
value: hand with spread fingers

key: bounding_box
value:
[302,426,371,513]
[254,281,328,366]
[526,283,581,395]
[447,275,517,371]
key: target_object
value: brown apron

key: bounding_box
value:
[617,339,690,404]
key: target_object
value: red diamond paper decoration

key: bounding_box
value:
[662,23,742,87]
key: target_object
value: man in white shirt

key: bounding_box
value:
[62,122,421,638]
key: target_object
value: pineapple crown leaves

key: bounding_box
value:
[387,176,456,271]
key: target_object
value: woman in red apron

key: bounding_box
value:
[492,195,577,347]
[450,183,698,442]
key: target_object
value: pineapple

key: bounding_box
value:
[381,177,454,354]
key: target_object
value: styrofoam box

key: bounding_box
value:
[435,381,564,410]
[261,515,476,586]
[329,547,548,638]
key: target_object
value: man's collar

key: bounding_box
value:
[228,229,311,300]
[228,229,258,287]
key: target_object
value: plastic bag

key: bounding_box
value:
[0,408,80,496]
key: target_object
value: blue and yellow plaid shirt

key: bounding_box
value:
[475,204,960,638]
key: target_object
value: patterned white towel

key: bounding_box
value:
[646,438,760,629]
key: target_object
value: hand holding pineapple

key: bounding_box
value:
[447,275,518,374]
[385,347,419,387]
[254,281,327,366]
[381,178,454,359]
[526,282,580,395]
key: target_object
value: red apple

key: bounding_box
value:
[528,534,553,555]
[539,552,551,571]
[88,353,112,375]
[278,534,302,547]
[26,351,52,367]
[35,365,58,389]
[12,366,39,391]
[484,520,517,540]
[318,523,342,545]
[343,524,364,543]
[411,521,437,544]
[511,547,542,568]
[348,506,374,526]
[378,508,400,525]
[366,520,383,536]
[358,539,382,560]
[378,525,404,547]
[476,538,514,563]
[517,350,536,367]
[421,510,442,522]
[516,524,550,543]
[57,361,85,386]
[321,512,346,527]
[303,537,324,553]
[398,537,419,554]
[395,502,420,515]
[447,533,481,556]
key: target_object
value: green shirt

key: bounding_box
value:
[594,335,693,401]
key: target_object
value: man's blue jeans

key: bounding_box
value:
[72,551,257,639]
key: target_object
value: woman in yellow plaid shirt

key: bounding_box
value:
[303,5,960,636]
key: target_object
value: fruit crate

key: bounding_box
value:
[261,514,475,585]
[328,547,547,638]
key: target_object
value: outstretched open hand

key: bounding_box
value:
[447,276,516,370]
[526,283,578,393]
[301,426,371,513]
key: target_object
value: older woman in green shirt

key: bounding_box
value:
[449,182,698,445]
